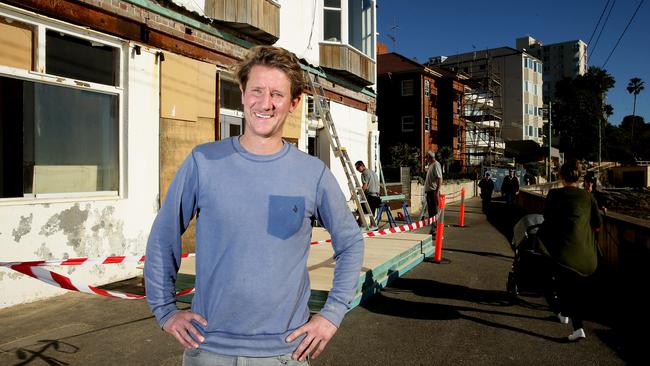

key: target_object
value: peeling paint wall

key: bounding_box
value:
[0,43,160,309]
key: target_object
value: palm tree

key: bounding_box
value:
[627,77,645,152]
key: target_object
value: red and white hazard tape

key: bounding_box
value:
[2,214,441,299]
[0,253,194,269]
[443,190,462,200]
[8,263,146,299]
[310,215,437,245]
[1,255,196,300]
[5,262,195,300]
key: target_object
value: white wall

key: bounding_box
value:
[0,44,160,309]
[275,0,321,63]
[324,102,371,200]
[275,1,378,201]
[410,180,477,217]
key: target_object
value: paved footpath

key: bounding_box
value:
[0,197,635,365]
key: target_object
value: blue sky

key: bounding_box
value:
[376,0,649,125]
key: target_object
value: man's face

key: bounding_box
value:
[241,65,299,140]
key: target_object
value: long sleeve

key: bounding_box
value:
[144,152,199,327]
[315,168,364,327]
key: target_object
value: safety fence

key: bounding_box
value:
[0,192,462,301]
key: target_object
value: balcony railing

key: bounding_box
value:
[205,0,280,43]
[319,43,375,85]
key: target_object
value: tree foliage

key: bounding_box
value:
[552,66,615,160]
[388,143,421,173]
[605,115,650,161]
[437,146,453,173]
[627,77,645,152]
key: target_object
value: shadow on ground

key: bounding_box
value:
[483,198,528,243]
[468,197,646,363]
[360,276,565,343]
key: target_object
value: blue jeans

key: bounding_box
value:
[183,348,310,366]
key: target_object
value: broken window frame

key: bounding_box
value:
[0,6,125,202]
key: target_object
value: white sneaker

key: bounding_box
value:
[568,328,586,341]
[557,313,569,324]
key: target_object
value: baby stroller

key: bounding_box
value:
[506,214,557,305]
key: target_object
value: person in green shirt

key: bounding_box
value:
[537,159,602,342]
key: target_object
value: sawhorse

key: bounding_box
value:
[375,201,413,228]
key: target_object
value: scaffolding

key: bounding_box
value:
[462,77,505,168]
[455,56,505,170]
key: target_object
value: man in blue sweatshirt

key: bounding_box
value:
[144,45,364,365]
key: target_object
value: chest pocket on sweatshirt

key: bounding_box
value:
[267,195,305,240]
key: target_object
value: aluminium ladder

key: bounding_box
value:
[305,71,377,231]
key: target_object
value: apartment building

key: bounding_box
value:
[516,36,588,103]
[434,47,544,146]
[0,0,377,307]
[377,52,466,172]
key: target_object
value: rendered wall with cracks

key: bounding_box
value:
[0,44,160,309]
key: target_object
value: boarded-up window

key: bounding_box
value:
[0,18,33,70]
[161,52,216,122]
[160,54,217,253]
[283,96,303,140]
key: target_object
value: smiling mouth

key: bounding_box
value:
[254,112,273,119]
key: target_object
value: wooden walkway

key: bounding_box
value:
[177,227,433,310]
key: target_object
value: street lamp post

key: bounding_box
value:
[599,93,604,175]
[547,102,552,180]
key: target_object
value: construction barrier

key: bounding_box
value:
[433,194,446,263]
[310,216,437,245]
[458,187,465,227]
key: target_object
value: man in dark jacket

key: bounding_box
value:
[478,172,494,213]
[501,168,519,204]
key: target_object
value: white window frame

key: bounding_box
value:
[401,79,414,96]
[323,0,342,43]
[0,5,126,203]
[323,1,376,59]
[401,115,414,133]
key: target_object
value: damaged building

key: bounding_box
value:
[0,0,378,308]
